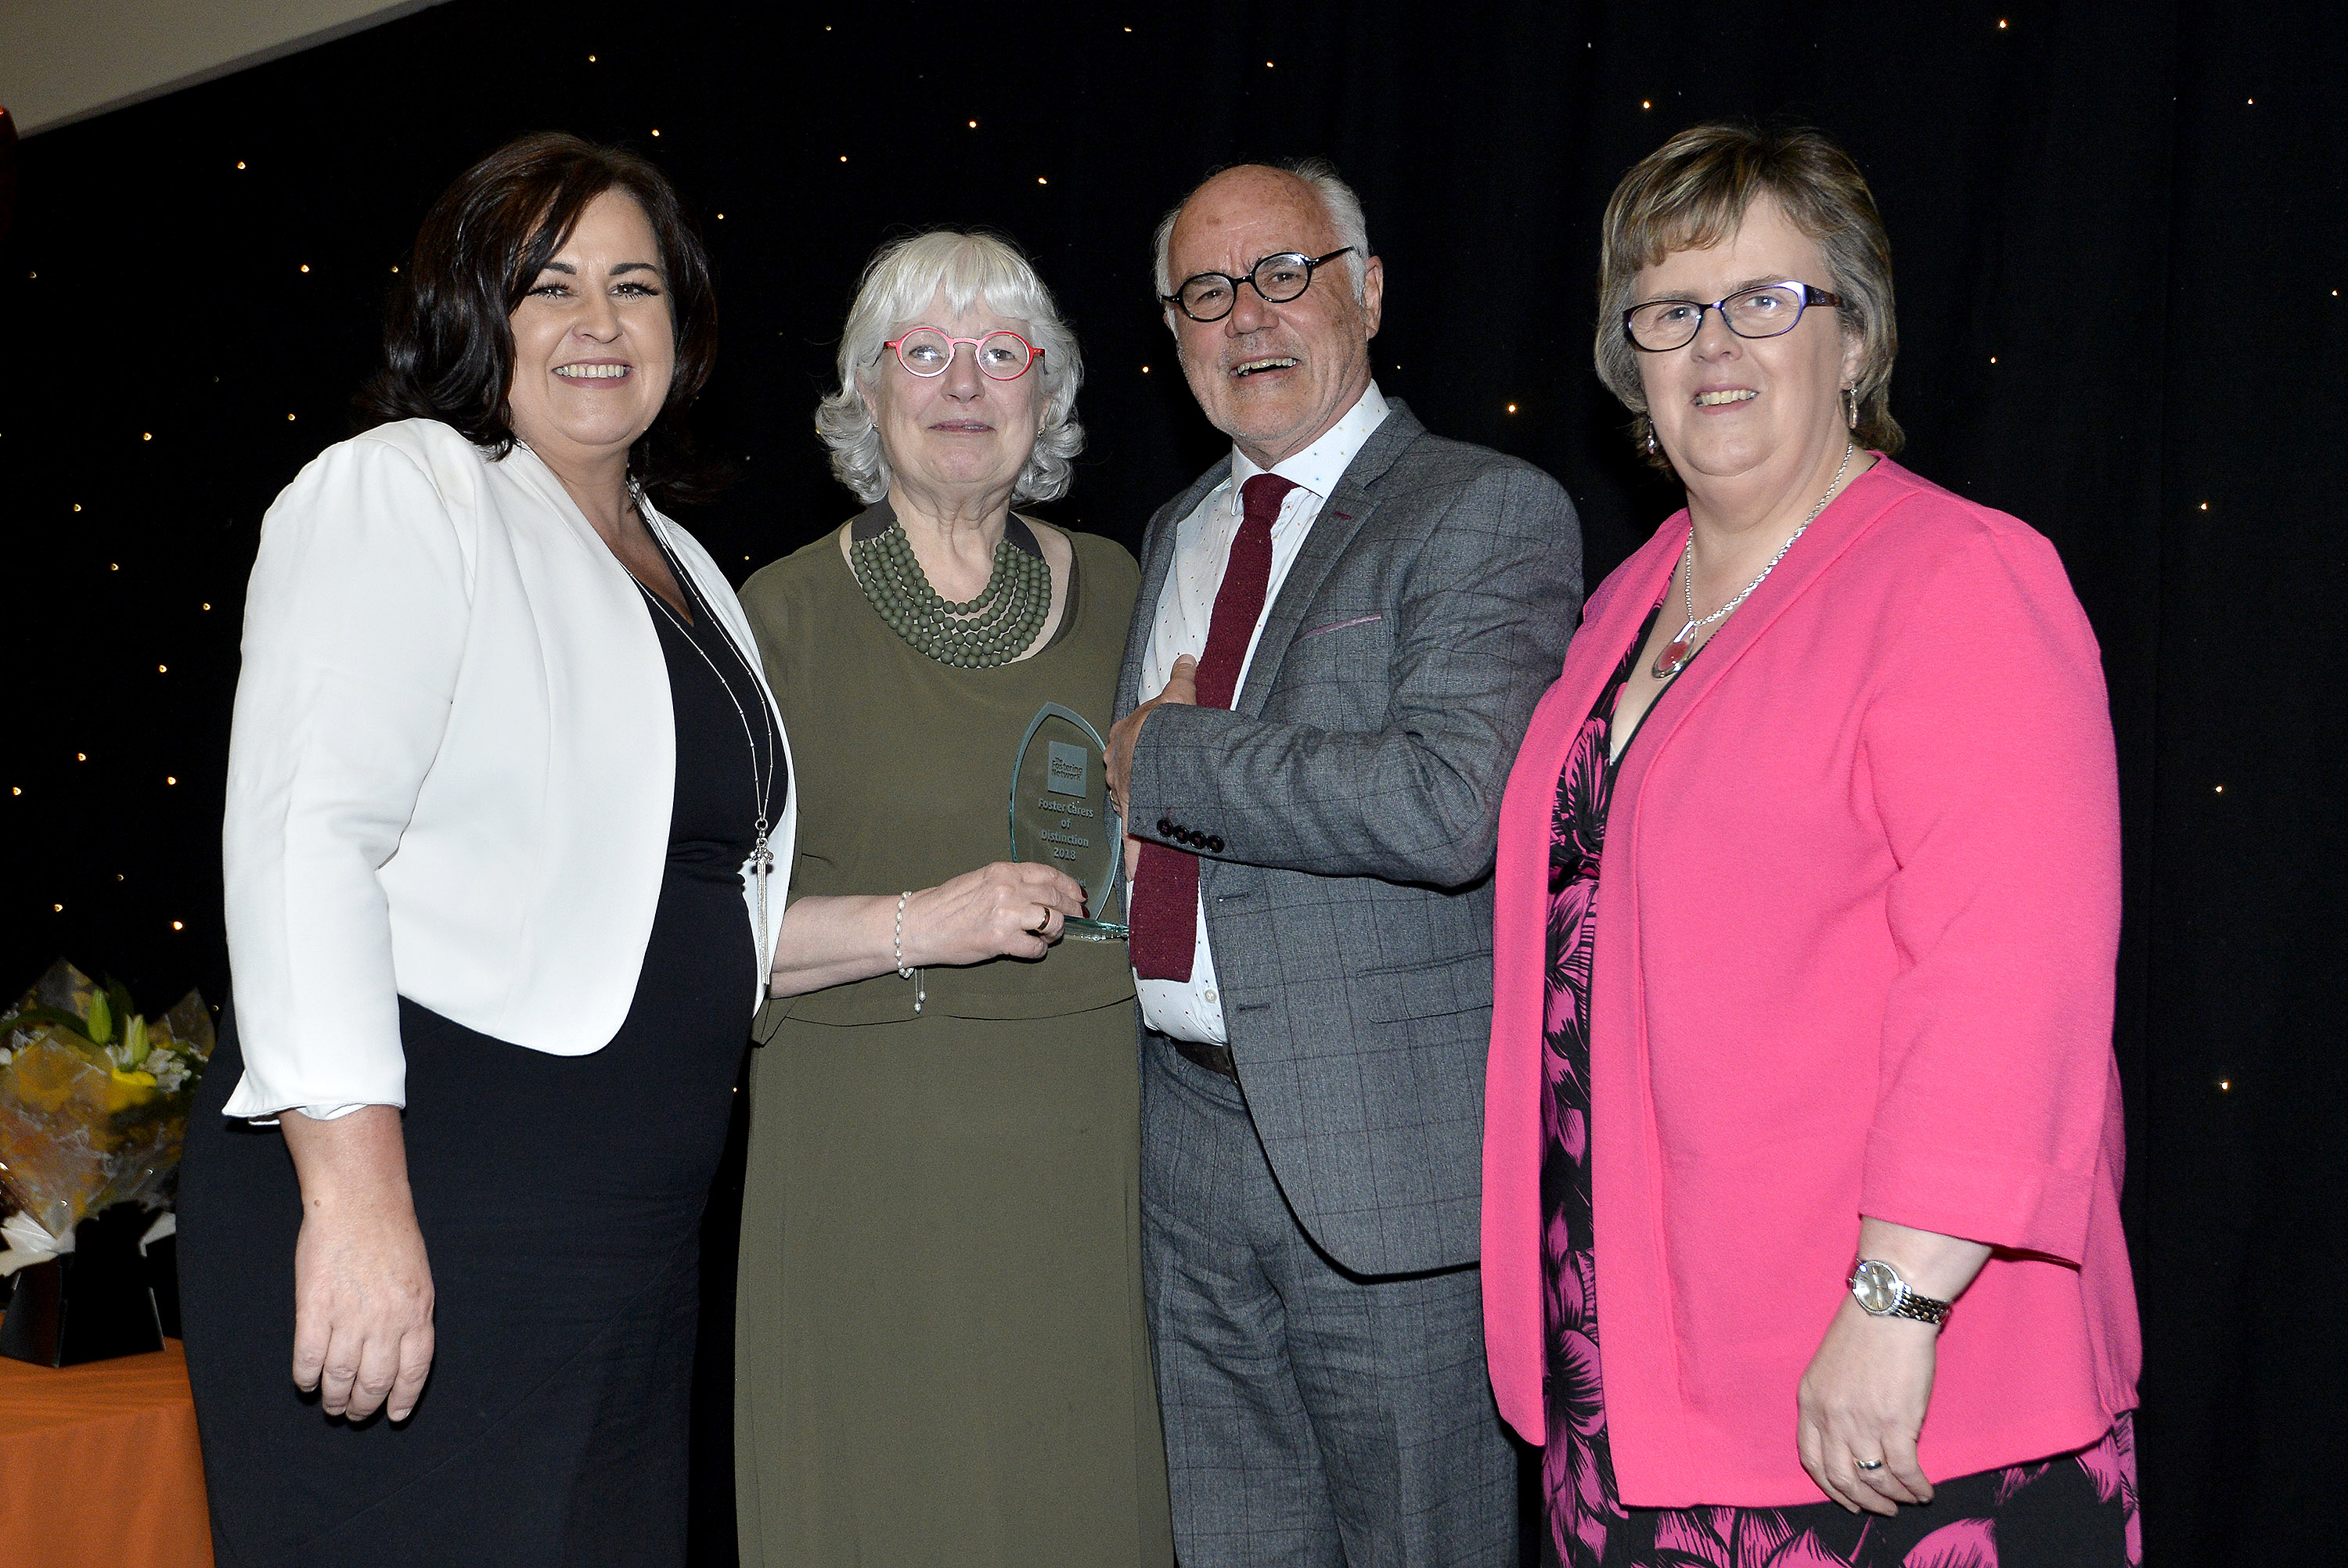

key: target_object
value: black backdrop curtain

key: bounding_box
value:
[2,4,2339,1562]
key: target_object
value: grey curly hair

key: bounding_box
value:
[816,229,1085,504]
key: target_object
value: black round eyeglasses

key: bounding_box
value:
[1163,248,1356,323]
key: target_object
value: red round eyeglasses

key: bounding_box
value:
[881,327,1043,379]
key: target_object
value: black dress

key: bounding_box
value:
[179,560,780,1568]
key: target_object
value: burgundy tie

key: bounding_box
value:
[1131,473,1298,982]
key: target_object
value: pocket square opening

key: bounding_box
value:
[1299,613,1385,639]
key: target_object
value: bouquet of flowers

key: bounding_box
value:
[0,960,213,1273]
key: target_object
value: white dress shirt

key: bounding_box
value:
[1133,383,1390,1043]
[220,419,795,1119]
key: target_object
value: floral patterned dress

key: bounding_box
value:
[1539,605,2141,1568]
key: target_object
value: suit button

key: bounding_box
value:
[1158,817,1175,836]
[1206,836,1225,853]
[1183,830,1204,848]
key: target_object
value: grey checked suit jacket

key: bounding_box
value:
[1118,401,1582,1277]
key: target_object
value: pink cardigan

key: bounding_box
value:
[1481,459,2141,1506]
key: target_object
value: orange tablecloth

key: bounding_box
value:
[0,1337,213,1567]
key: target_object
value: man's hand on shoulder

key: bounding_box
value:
[1107,654,1197,817]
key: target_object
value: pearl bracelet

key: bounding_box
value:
[895,891,924,1015]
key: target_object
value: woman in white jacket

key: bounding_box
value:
[176,132,1087,1568]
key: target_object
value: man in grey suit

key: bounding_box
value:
[1104,160,1582,1566]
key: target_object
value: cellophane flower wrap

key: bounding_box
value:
[0,960,214,1253]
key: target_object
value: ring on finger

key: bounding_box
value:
[1855,1459,1885,1472]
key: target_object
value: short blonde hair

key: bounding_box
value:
[816,229,1085,503]
[1596,122,1903,463]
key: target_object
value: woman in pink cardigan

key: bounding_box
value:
[1483,124,2141,1567]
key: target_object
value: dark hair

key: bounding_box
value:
[358,132,722,505]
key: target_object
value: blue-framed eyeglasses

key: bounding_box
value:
[1623,281,1842,352]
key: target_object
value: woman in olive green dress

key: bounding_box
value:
[733,230,1173,1567]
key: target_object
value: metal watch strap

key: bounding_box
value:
[1886,1291,1952,1327]
[1850,1258,1954,1327]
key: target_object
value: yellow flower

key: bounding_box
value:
[106,1064,160,1111]
[86,991,113,1047]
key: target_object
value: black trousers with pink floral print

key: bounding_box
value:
[1540,1416,2138,1568]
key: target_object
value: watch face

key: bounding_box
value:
[1850,1260,1903,1314]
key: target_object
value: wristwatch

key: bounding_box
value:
[1848,1259,1952,1327]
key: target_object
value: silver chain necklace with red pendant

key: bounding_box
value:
[1653,441,1856,680]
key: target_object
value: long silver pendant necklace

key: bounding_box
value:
[1654,440,1856,679]
[632,505,781,969]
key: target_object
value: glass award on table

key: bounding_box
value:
[1007,703,1129,941]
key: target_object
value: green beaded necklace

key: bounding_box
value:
[850,513,1052,669]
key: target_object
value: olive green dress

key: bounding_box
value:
[733,509,1173,1568]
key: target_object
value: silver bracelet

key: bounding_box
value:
[895,891,923,1014]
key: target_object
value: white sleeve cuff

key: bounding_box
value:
[241,1102,384,1127]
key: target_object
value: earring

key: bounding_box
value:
[1844,387,1860,430]
[1645,420,1658,457]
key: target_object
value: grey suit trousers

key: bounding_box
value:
[1141,1031,1518,1567]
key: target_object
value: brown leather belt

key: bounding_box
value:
[1172,1038,1239,1081]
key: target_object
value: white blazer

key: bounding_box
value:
[220,419,795,1119]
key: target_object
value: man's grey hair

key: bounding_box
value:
[1151,158,1374,314]
[815,229,1085,505]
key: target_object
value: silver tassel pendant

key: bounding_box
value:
[751,828,774,980]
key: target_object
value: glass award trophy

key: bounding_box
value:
[1007,703,1129,941]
